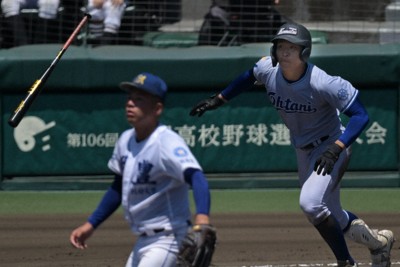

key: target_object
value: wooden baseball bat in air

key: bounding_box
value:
[8,13,91,128]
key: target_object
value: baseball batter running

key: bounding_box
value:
[70,73,216,267]
[190,22,394,267]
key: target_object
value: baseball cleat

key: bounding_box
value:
[370,229,395,267]
[337,260,358,267]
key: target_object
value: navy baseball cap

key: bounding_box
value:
[119,72,168,101]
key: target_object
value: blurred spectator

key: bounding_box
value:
[230,0,283,44]
[117,0,182,45]
[86,0,126,45]
[1,0,61,47]
[60,0,86,43]
[198,0,283,46]
[198,0,232,46]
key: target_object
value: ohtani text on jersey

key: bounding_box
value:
[268,92,317,113]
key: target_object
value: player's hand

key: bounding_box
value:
[92,0,105,8]
[314,143,343,175]
[111,0,125,6]
[189,94,225,117]
[70,222,95,249]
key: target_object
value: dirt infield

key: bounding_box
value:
[0,213,398,267]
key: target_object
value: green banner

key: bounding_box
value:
[341,89,399,170]
[2,89,398,176]
[165,90,398,172]
[2,93,127,176]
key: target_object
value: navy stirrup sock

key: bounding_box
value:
[315,215,355,264]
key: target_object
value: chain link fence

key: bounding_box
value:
[0,0,399,48]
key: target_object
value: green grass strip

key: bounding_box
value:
[0,189,399,214]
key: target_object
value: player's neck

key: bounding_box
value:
[281,63,307,82]
[134,121,159,142]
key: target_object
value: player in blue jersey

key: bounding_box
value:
[70,73,213,266]
[190,22,394,267]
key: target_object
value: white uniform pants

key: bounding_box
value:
[1,0,60,19]
[296,138,352,229]
[87,0,126,34]
[125,226,187,267]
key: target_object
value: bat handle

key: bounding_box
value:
[63,13,92,50]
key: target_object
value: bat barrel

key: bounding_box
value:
[8,91,37,127]
[8,107,27,128]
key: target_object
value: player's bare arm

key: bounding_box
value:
[195,213,210,225]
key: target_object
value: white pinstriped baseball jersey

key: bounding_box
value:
[108,124,202,235]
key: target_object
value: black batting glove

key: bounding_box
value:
[189,94,225,117]
[314,143,343,176]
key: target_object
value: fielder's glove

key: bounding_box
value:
[177,224,217,267]
[314,143,343,175]
[189,94,225,117]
